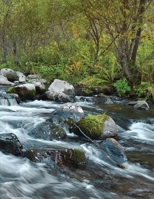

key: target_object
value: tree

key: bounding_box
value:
[78,0,153,82]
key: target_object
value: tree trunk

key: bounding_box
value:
[129,0,146,66]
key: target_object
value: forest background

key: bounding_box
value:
[0,0,154,100]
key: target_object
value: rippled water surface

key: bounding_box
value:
[0,90,154,199]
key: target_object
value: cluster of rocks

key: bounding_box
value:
[0,68,75,102]
[0,67,150,169]
[0,101,127,168]
[0,68,150,111]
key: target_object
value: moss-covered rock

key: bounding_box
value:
[7,83,36,101]
[74,114,109,139]
[73,113,118,139]
[24,148,86,166]
[60,148,86,166]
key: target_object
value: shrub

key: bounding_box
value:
[114,79,131,97]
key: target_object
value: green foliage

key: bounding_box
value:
[134,82,154,100]
[136,32,154,83]
[0,0,154,101]
[92,52,122,83]
[114,79,131,97]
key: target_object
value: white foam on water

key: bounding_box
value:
[120,122,154,142]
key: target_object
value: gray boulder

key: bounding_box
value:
[46,79,75,102]
[0,68,18,82]
[128,100,149,110]
[26,74,47,95]
[101,117,119,139]
[16,71,26,83]
[0,74,14,85]
[51,102,84,123]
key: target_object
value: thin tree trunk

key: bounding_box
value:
[129,0,146,66]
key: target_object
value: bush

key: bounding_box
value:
[114,79,131,97]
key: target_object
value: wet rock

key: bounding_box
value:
[29,120,66,140]
[51,102,84,123]
[0,133,23,156]
[45,79,75,102]
[100,138,127,166]
[0,68,18,82]
[26,74,47,95]
[7,83,36,101]
[24,148,86,166]
[73,114,118,139]
[128,100,149,110]
[94,94,114,105]
[16,71,26,83]
[33,82,46,95]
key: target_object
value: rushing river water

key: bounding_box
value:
[0,87,154,199]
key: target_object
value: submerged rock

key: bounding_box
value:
[24,148,86,166]
[0,133,23,156]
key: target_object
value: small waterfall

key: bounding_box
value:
[0,92,18,106]
[8,98,18,106]
[0,98,9,106]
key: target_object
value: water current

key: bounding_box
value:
[0,86,154,199]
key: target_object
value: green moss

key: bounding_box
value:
[70,148,86,164]
[7,87,14,93]
[61,148,86,166]
[77,113,109,139]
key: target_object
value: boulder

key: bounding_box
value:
[16,71,26,83]
[128,100,149,110]
[73,113,118,139]
[26,74,47,96]
[23,148,86,166]
[0,68,18,82]
[102,117,119,138]
[0,133,23,156]
[29,120,66,140]
[7,83,36,101]
[94,93,114,105]
[51,102,84,123]
[33,82,46,95]
[100,138,127,166]
[0,74,14,85]
[45,79,75,102]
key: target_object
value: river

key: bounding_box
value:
[0,86,154,199]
